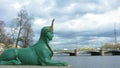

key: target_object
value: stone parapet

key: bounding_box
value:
[0,65,72,68]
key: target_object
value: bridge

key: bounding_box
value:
[54,49,80,56]
[54,49,120,56]
[87,50,120,56]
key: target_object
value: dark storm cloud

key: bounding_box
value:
[55,30,114,39]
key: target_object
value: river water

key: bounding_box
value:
[53,54,120,68]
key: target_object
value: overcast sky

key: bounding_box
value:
[0,0,120,49]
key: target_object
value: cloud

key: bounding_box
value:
[33,18,47,30]
[12,2,22,11]
[55,7,120,32]
[0,0,120,49]
[51,7,120,49]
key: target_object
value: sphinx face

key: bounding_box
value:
[47,31,54,41]
[40,26,54,41]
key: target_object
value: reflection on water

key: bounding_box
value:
[53,54,120,68]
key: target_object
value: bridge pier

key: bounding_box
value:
[69,49,79,56]
[100,49,104,56]
[75,49,79,56]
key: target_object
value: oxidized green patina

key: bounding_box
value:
[0,19,68,66]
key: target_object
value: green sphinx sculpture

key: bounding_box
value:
[0,19,68,66]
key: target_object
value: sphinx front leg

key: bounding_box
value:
[0,60,21,65]
[40,58,68,66]
[46,59,68,66]
[0,57,21,65]
[37,50,68,66]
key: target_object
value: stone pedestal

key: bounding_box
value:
[0,65,72,68]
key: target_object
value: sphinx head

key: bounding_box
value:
[40,19,55,41]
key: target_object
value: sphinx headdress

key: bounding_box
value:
[48,19,55,31]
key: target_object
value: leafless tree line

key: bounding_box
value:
[0,8,34,48]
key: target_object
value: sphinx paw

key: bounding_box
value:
[63,63,68,66]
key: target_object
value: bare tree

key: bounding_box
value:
[21,23,34,48]
[9,28,16,44]
[0,20,5,43]
[0,20,13,47]
[14,8,34,48]
[101,43,113,49]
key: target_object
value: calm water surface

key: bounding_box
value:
[53,54,120,68]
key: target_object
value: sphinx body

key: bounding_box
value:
[0,20,68,66]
